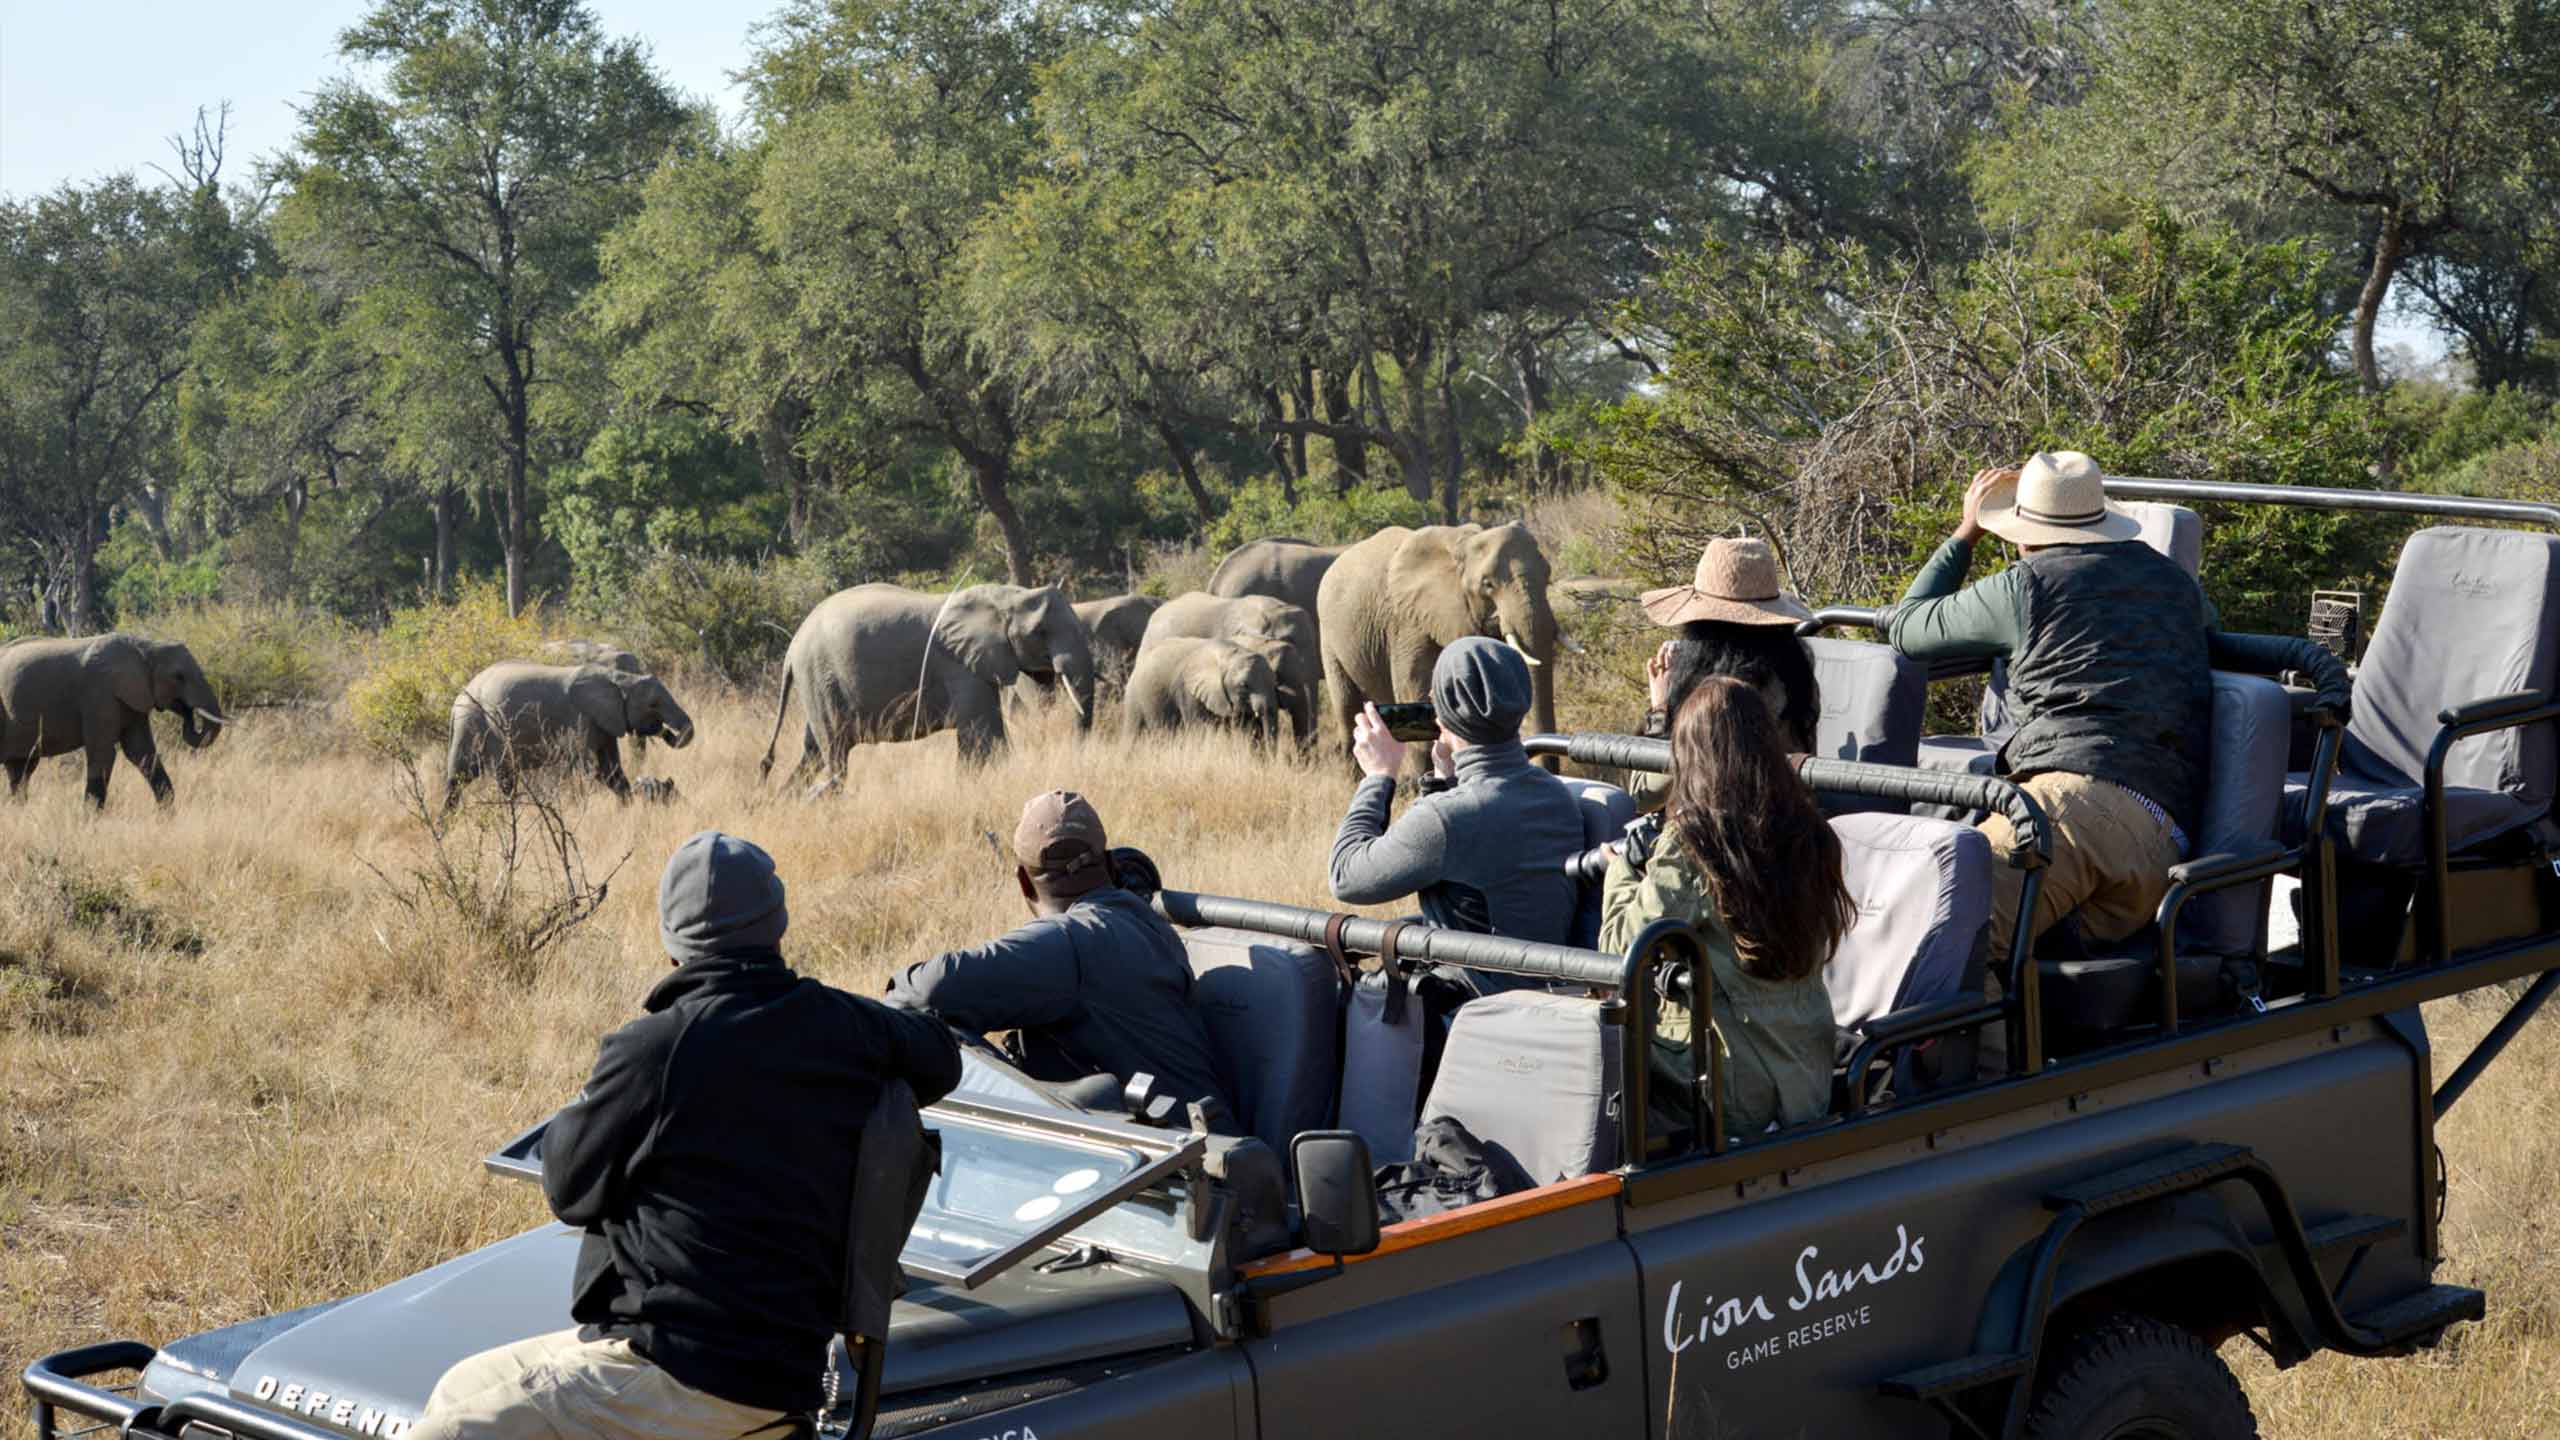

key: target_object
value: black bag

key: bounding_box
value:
[1372,1115,1535,1224]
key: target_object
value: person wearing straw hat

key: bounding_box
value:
[1882,452,2215,965]
[1626,537,1822,814]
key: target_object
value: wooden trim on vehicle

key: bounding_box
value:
[1237,1172,1624,1280]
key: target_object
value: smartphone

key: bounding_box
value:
[1373,701,1440,743]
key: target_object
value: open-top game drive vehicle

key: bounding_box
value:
[29,478,2560,1439]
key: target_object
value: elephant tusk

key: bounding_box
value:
[1503,630,1545,668]
[191,710,228,726]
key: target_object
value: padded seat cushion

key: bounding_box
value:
[2282,773,2537,868]
[1827,812,1990,1049]
[1806,637,1925,766]
[2183,672,2291,955]
[1915,736,1998,777]
[1420,991,1621,1185]
[1179,926,1342,1154]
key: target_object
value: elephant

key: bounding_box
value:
[1316,523,1562,774]
[0,634,226,807]
[1208,537,1344,628]
[1122,636,1280,743]
[1141,592,1321,749]
[761,582,1097,785]
[540,640,650,752]
[1074,595,1162,691]
[444,661,695,809]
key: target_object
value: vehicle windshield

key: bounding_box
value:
[904,1050,1193,1287]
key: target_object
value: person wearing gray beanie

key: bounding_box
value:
[414,830,962,1440]
[1328,637,1587,996]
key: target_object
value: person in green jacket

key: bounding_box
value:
[1601,675,1852,1141]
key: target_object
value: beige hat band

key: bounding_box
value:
[2017,500,2111,527]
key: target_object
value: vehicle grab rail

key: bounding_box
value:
[1153,890,1629,990]
[2105,475,2560,532]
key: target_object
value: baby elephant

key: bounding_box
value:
[1123,636,1280,743]
[445,661,693,810]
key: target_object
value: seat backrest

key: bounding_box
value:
[2182,671,2290,955]
[1419,991,1621,1185]
[1805,636,1926,766]
[1980,503,2205,742]
[1179,926,1342,1154]
[2118,501,2205,578]
[1825,811,1990,1043]
[2345,526,2560,804]
[1559,777,1638,947]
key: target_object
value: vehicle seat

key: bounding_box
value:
[1806,637,1926,767]
[1179,926,1343,1154]
[2040,670,2294,1043]
[1560,777,1638,947]
[1825,811,1991,1054]
[1418,991,1621,1185]
[1918,501,2206,772]
[2282,526,2560,868]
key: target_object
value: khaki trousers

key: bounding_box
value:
[407,1330,793,1440]
[1977,771,2185,968]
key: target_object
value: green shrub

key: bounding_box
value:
[138,603,353,711]
[346,582,546,750]
[1203,477,1433,554]
[604,552,841,685]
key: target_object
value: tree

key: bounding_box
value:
[1994,0,2560,392]
[280,0,689,615]
[0,122,249,633]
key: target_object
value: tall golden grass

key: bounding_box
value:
[2,682,2557,1438]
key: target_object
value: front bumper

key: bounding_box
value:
[27,1344,340,1440]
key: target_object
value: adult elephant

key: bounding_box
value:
[1123,637,1280,743]
[761,583,1096,785]
[1074,595,1161,691]
[445,661,694,809]
[1208,538,1343,626]
[0,634,226,808]
[1317,524,1561,773]
[1142,592,1320,750]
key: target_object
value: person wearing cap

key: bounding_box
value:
[1882,453,2217,963]
[1628,536,1823,813]
[1329,635,1589,993]
[410,831,964,1440]
[886,790,1235,1127]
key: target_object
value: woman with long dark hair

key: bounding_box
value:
[1600,676,1850,1137]
[1628,537,1821,813]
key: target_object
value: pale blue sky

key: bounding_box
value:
[0,0,755,197]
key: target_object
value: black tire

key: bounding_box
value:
[2021,1312,2258,1440]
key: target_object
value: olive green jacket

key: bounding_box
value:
[1599,831,1836,1139]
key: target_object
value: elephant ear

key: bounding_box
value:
[1182,644,1233,714]
[107,640,156,715]
[932,585,1022,688]
[1386,529,1470,635]
[575,672,631,737]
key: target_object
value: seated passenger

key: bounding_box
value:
[1882,454,2211,963]
[1629,537,1821,813]
[1601,677,1847,1137]
[1328,636,1588,993]
[887,790,1236,1129]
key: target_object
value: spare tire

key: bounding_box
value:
[2022,1311,2258,1440]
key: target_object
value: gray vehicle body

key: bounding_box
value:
[29,477,2560,1439]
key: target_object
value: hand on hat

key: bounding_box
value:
[1646,640,1675,711]
[1352,702,1407,780]
[1955,466,2019,544]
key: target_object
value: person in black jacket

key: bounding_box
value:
[409,830,963,1440]
[887,790,1234,1128]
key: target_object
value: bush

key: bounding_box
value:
[604,552,841,686]
[138,602,353,711]
[1202,477,1433,555]
[345,582,547,750]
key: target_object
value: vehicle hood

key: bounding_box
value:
[217,1224,1195,1437]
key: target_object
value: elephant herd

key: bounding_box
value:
[0,523,1573,812]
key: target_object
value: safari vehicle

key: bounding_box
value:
[29,479,2560,1439]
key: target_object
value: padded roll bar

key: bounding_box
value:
[2105,475,2560,532]
[1153,890,1630,990]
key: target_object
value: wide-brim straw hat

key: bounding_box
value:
[1639,537,1813,628]
[1978,451,2143,547]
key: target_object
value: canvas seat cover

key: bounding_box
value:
[1560,777,1638,947]
[1420,991,1621,1186]
[1825,812,1990,1053]
[1178,926,1342,1154]
[2178,671,2293,954]
[1805,637,1927,767]
[2283,526,2560,866]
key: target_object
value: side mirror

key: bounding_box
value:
[1290,1130,1380,1258]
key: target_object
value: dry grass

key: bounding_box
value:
[4,682,2560,1438]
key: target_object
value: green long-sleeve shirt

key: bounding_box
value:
[1881,536,2350,702]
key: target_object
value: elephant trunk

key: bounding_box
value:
[1251,692,1279,746]
[176,696,225,750]
[1056,652,1096,731]
[1494,589,1560,769]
